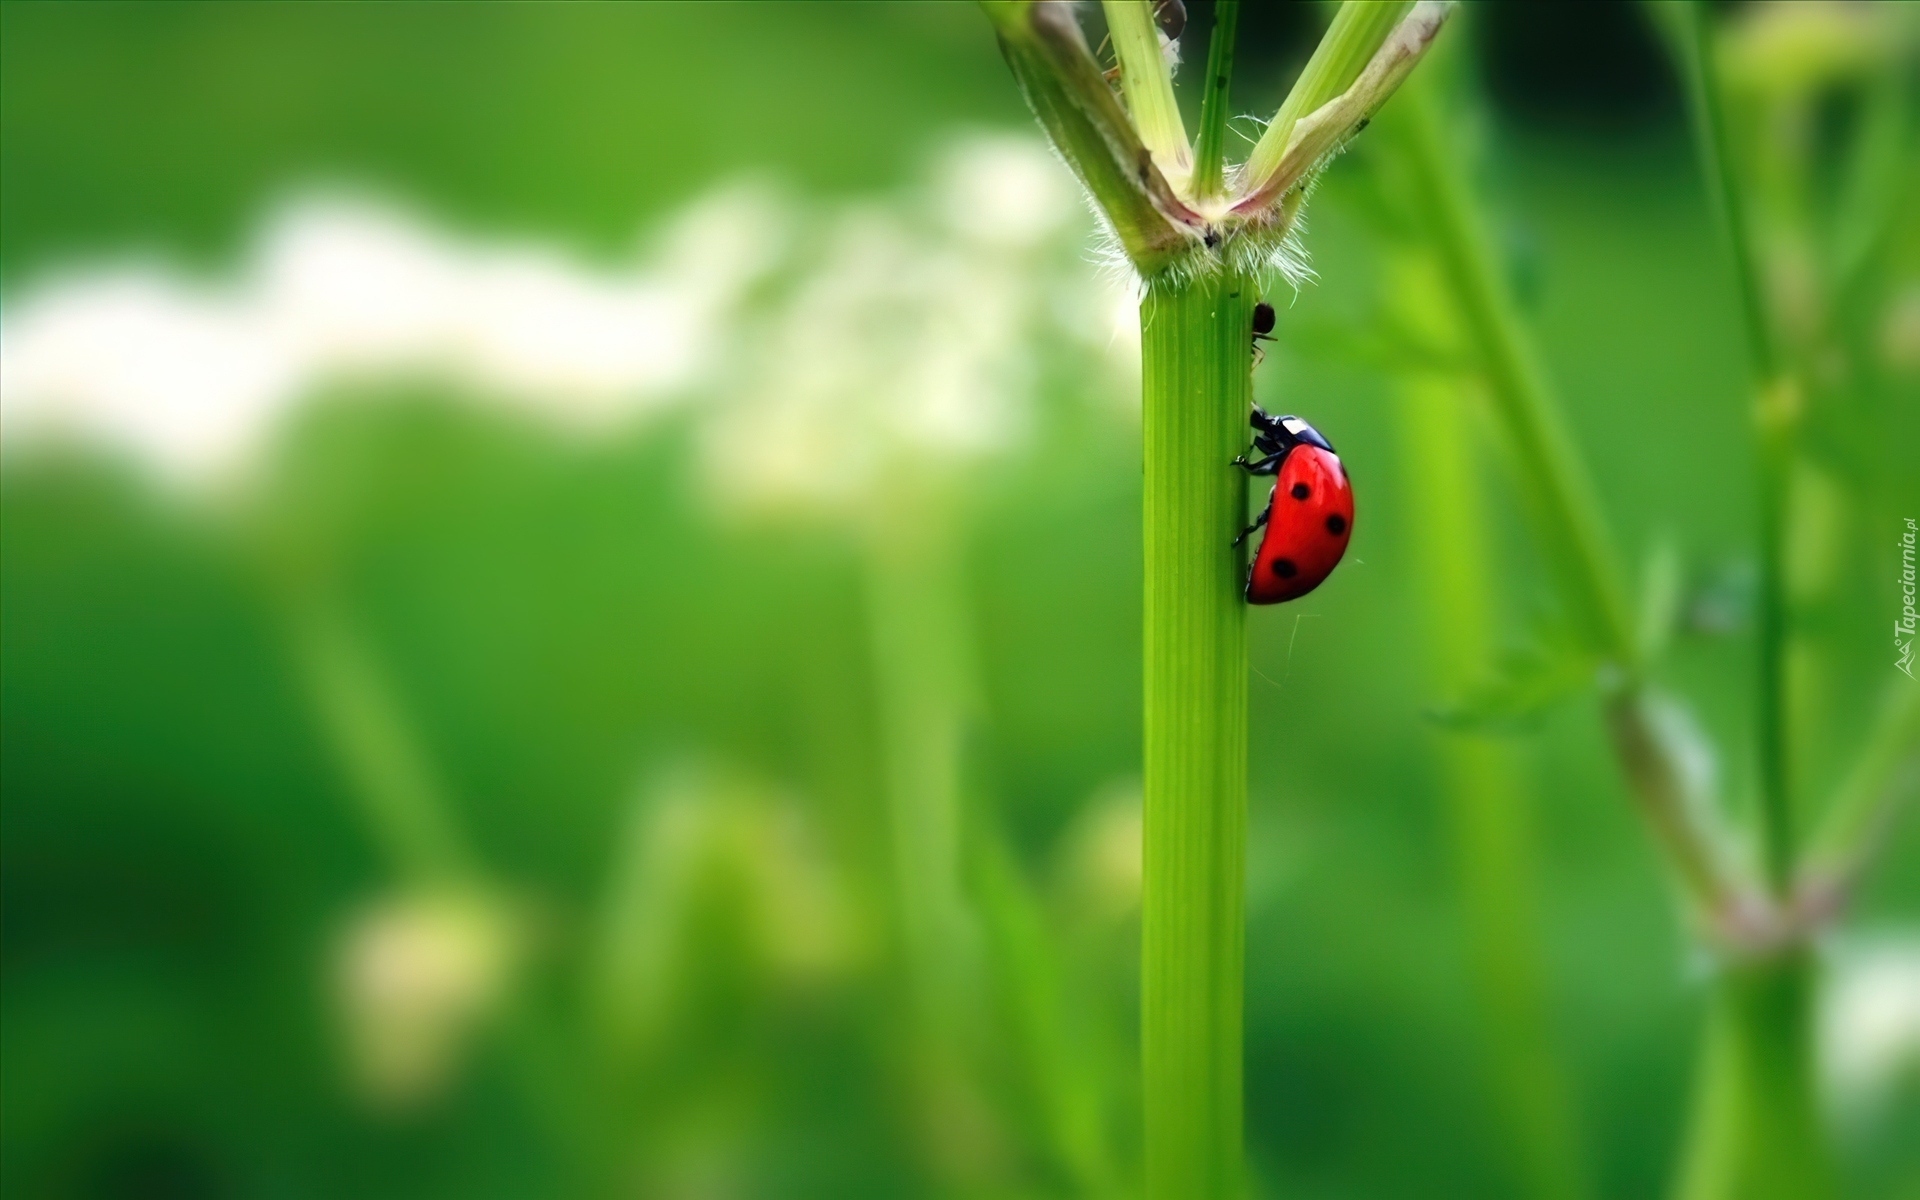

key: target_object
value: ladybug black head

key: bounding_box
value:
[1252,408,1335,453]
[1279,416,1335,453]
[1252,301,1276,337]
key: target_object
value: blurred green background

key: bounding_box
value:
[3,3,1915,1198]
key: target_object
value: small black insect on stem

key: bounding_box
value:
[1155,0,1186,41]
[1251,299,1276,364]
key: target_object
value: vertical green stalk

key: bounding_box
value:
[1140,269,1255,1200]
[1668,2,1777,383]
[1675,952,1827,1200]
[973,826,1116,1197]
[866,467,975,1007]
[1669,8,1827,1196]
[1188,0,1239,202]
[870,461,1125,1193]
[1396,368,1589,1200]
[984,5,1449,1193]
[1674,0,1795,893]
[1382,79,1746,914]
[863,463,1003,1184]
[1388,81,1635,667]
[1751,384,1789,890]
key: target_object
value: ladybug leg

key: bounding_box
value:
[1231,451,1286,476]
[1232,507,1270,547]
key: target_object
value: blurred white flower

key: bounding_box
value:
[1823,933,1920,1122]
[334,890,517,1109]
[702,134,1128,521]
[2,132,1146,511]
[1,181,785,486]
[0,269,302,483]
[934,133,1077,250]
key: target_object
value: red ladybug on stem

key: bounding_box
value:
[1234,405,1353,604]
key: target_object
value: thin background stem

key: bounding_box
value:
[1805,683,1920,887]
[1188,0,1239,202]
[1380,78,1744,918]
[1673,0,1797,894]
[283,591,476,885]
[1395,360,1590,1200]
[1389,81,1637,669]
[1670,2,1778,381]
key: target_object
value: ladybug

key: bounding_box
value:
[1234,405,1353,604]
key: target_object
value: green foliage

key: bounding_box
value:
[3,5,1917,1200]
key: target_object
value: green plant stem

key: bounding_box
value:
[1397,369,1590,1200]
[1805,681,1920,886]
[1675,952,1831,1200]
[1602,693,1738,914]
[865,465,979,1035]
[1389,79,1635,667]
[1670,1,1777,381]
[862,463,1013,1186]
[1751,417,1793,896]
[1103,0,1191,184]
[1188,0,1239,203]
[1380,79,1748,922]
[1236,0,1409,199]
[1674,0,1799,896]
[273,581,615,1184]
[284,592,475,885]
[1140,269,1255,1200]
[984,0,1199,274]
[973,824,1115,1197]
[869,462,1129,1193]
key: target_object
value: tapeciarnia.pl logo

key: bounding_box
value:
[1899,517,1917,678]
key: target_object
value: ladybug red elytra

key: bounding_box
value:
[1234,405,1353,605]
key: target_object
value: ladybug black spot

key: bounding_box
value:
[1290,483,1310,500]
[1272,558,1298,578]
[1325,514,1346,535]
